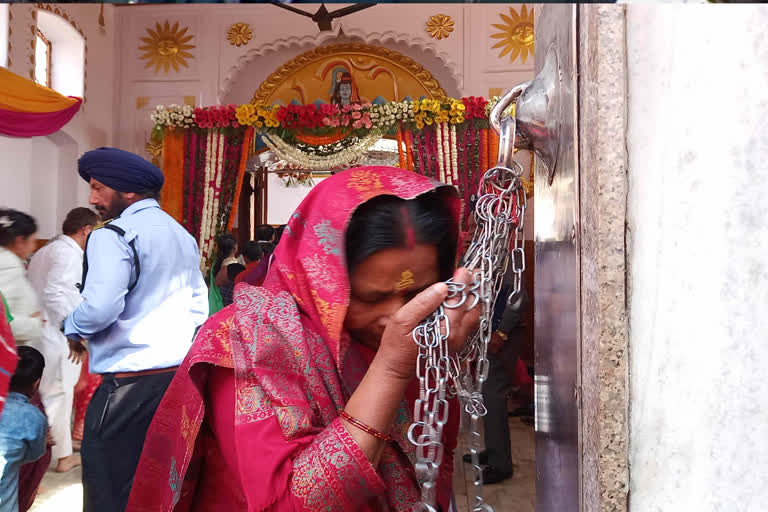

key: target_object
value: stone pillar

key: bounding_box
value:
[579,5,630,512]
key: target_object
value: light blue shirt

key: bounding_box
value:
[64,199,208,374]
[0,392,47,512]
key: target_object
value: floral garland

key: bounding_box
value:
[262,130,383,171]
[280,172,315,188]
[198,131,213,264]
[450,124,458,184]
[436,121,445,182]
[151,97,506,135]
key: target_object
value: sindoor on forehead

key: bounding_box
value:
[532,4,581,512]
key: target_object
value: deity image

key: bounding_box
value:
[330,71,360,106]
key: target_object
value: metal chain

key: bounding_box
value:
[409,110,527,512]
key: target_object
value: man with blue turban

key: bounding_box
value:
[62,147,208,512]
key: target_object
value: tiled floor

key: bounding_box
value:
[31,415,535,512]
[453,415,536,512]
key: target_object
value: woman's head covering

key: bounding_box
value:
[262,166,460,365]
[78,147,164,193]
[129,166,461,511]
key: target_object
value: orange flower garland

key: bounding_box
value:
[479,128,489,176]
[396,123,406,169]
[405,129,415,171]
[294,132,348,146]
[488,131,500,168]
[161,130,186,224]
[227,127,255,231]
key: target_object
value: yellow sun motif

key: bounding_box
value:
[490,5,534,64]
[139,21,196,74]
[426,14,454,41]
[226,22,253,47]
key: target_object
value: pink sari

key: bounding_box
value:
[128,167,462,512]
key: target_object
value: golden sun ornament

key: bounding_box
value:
[491,5,534,64]
[226,22,252,47]
[139,21,195,74]
[426,14,454,40]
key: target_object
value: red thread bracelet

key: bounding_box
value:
[338,409,393,442]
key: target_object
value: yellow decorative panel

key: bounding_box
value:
[183,96,196,107]
[491,4,535,64]
[139,20,195,74]
[136,96,150,110]
[252,43,445,106]
[488,88,504,98]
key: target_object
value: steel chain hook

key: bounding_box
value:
[409,91,528,511]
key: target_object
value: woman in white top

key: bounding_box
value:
[0,209,42,346]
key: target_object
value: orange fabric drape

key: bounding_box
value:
[227,127,255,232]
[0,68,80,113]
[161,130,186,223]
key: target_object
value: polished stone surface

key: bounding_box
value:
[627,6,768,511]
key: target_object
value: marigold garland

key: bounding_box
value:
[227,127,254,231]
[161,130,185,222]
[396,123,406,169]
[294,132,347,146]
[489,131,500,169]
[479,128,489,179]
[263,130,383,171]
[405,129,415,171]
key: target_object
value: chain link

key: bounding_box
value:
[409,113,527,512]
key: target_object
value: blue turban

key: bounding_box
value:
[78,147,164,193]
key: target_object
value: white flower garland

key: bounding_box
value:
[208,132,225,257]
[443,122,453,185]
[450,124,458,184]
[205,133,223,261]
[263,130,383,171]
[199,131,214,264]
[436,122,445,183]
[369,101,415,129]
[151,104,195,128]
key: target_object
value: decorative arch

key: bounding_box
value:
[252,42,445,105]
[219,27,461,104]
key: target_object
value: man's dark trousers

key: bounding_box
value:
[81,371,175,512]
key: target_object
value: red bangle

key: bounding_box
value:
[338,409,393,442]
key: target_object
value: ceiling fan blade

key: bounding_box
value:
[328,3,377,19]
[269,1,314,18]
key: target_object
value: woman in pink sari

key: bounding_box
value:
[127,166,479,511]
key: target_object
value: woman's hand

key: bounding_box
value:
[375,267,481,381]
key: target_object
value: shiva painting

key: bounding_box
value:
[252,43,446,106]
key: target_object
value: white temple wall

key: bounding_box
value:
[2,3,117,239]
[626,5,768,511]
